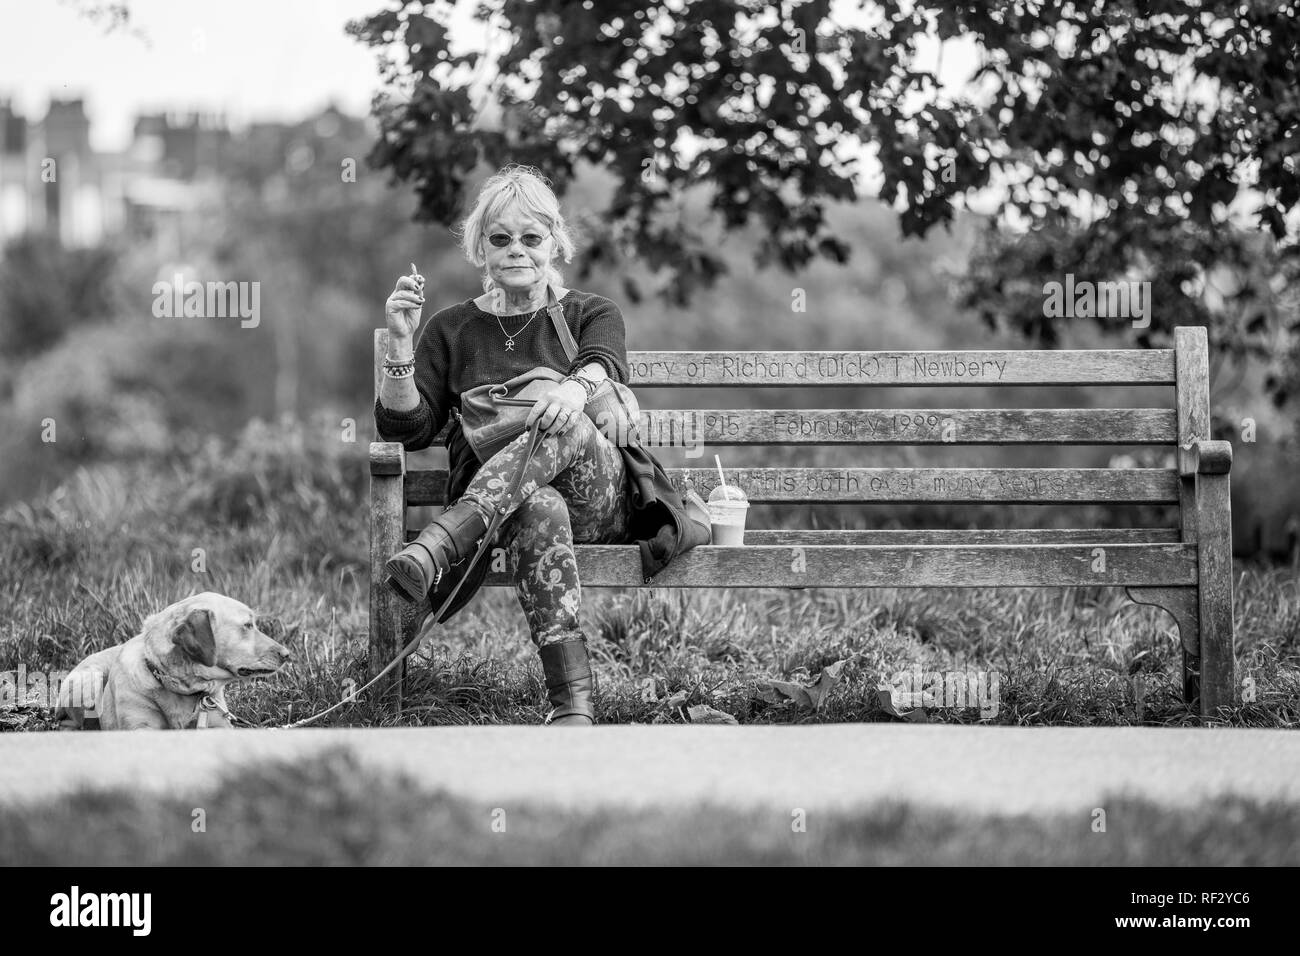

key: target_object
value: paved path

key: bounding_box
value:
[3,725,1298,815]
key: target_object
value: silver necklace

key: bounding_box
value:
[493,302,544,350]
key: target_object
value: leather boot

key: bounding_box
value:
[384,499,489,604]
[539,637,596,726]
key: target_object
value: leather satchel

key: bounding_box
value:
[457,285,641,463]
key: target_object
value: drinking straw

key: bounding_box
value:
[715,454,728,498]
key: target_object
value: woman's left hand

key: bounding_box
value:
[526,380,587,437]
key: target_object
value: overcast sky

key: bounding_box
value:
[0,0,480,151]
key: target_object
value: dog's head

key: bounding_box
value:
[151,592,292,681]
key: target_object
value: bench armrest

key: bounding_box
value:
[1179,439,1232,477]
[370,441,406,477]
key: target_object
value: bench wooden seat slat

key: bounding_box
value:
[404,527,1181,546]
[738,528,1181,545]
[626,350,1176,386]
[464,543,1197,588]
[403,466,1180,506]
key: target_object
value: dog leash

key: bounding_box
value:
[195,693,252,728]
[281,417,548,729]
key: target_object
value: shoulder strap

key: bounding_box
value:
[547,284,579,361]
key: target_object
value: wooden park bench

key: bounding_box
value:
[370,326,1234,718]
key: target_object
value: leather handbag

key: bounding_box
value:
[456,285,641,462]
[459,365,566,463]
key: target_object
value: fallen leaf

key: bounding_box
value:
[662,689,690,710]
[756,659,850,711]
[755,678,814,708]
[807,660,848,710]
[876,686,929,723]
[686,704,738,724]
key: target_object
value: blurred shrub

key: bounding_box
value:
[4,315,245,461]
[178,414,367,527]
[0,463,147,571]
[0,234,125,357]
[0,413,369,583]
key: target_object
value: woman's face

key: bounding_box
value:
[482,206,554,295]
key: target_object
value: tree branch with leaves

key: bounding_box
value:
[349,0,1299,407]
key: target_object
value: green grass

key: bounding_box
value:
[1,747,1296,865]
[2,414,1298,731]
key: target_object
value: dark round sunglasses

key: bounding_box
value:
[487,231,549,248]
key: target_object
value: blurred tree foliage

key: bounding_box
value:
[349,0,1299,407]
[0,234,124,357]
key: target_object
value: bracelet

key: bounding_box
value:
[384,364,415,378]
[383,353,415,368]
[563,374,600,400]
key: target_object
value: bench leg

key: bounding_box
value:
[1195,471,1236,718]
[370,443,407,709]
[1125,586,1199,709]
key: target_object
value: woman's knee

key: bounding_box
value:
[504,484,571,553]
[506,486,576,578]
[514,483,568,522]
[550,412,603,453]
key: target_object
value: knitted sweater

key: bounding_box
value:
[374,288,629,456]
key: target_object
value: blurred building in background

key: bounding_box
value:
[0,95,369,255]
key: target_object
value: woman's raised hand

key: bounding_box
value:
[385,271,425,346]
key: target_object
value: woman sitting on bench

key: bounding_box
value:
[374,164,706,726]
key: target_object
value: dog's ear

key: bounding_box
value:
[255,615,285,641]
[174,608,217,667]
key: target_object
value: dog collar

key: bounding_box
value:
[143,657,206,698]
[142,659,249,728]
[192,692,250,728]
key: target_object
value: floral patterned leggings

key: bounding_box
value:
[457,414,630,646]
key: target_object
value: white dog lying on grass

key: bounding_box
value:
[55,592,292,730]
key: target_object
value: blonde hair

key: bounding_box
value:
[456,164,576,294]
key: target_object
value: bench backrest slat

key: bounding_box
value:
[374,334,1178,391]
[633,408,1176,445]
[626,349,1175,386]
